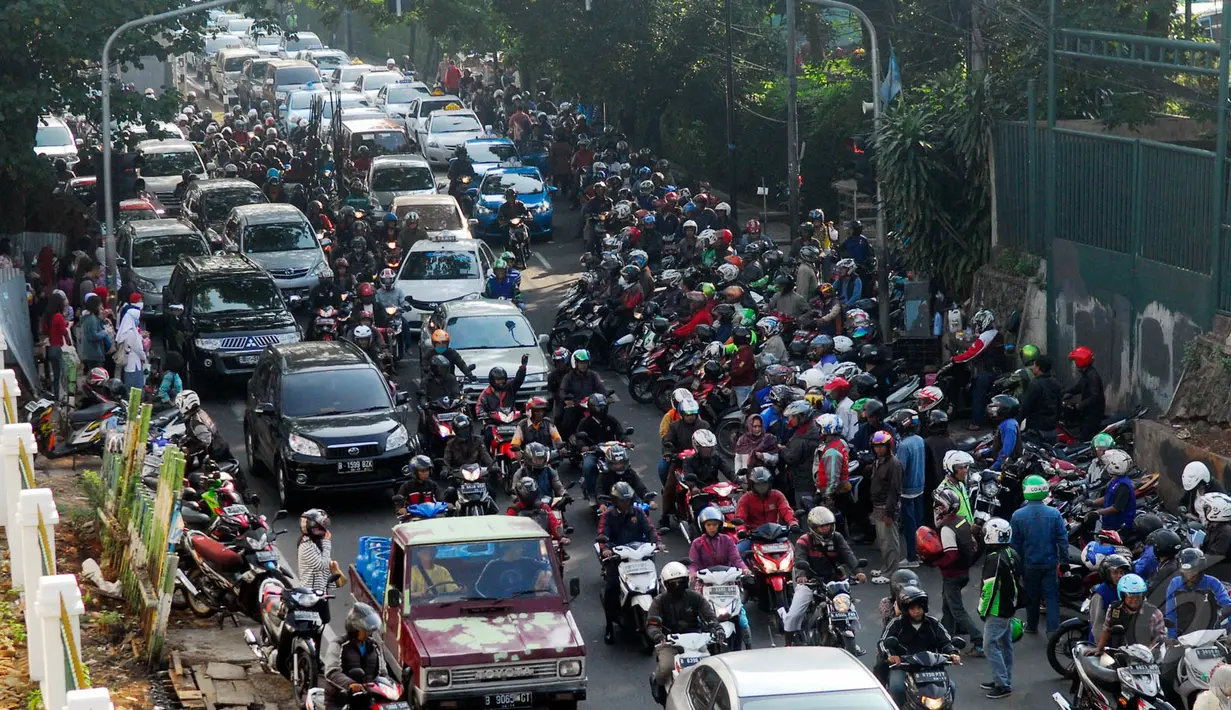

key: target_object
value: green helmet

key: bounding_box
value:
[1092,432,1114,450]
[1020,344,1039,365]
[493,259,508,270]
[1022,474,1049,501]
[700,282,716,298]
[501,251,516,262]
[852,397,870,413]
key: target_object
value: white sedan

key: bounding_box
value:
[418,109,486,166]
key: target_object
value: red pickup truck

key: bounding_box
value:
[350,515,587,710]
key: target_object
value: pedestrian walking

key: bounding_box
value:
[1010,474,1069,633]
[978,518,1021,699]
[892,409,926,567]
[868,430,903,584]
[932,487,983,655]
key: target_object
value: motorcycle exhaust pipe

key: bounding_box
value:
[177,568,200,597]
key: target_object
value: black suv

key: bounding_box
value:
[244,340,413,508]
[181,178,267,248]
[163,254,300,386]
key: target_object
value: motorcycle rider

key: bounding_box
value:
[496,188,530,245]
[420,354,462,401]
[782,401,822,505]
[484,259,522,303]
[768,275,809,320]
[979,395,1021,471]
[756,316,788,362]
[374,268,404,310]
[676,429,735,521]
[647,561,718,688]
[688,506,752,650]
[477,355,529,422]
[814,413,849,506]
[1182,461,1226,521]
[783,506,867,646]
[507,476,568,547]
[322,603,387,710]
[1201,493,1231,582]
[396,211,429,253]
[511,397,563,453]
[1143,528,1184,595]
[1065,345,1107,442]
[447,145,476,188]
[351,325,387,370]
[1089,554,1133,638]
[599,481,663,644]
[596,443,654,506]
[880,587,962,708]
[1018,354,1063,444]
[825,377,858,438]
[547,347,571,420]
[559,349,606,439]
[332,257,357,295]
[175,390,235,475]
[576,393,628,503]
[833,258,863,306]
[423,329,472,380]
[516,442,566,498]
[396,455,442,511]
[309,269,342,332]
[442,414,494,470]
[1090,573,1164,656]
[734,467,796,555]
[1164,548,1231,640]
[937,451,975,526]
[672,291,714,338]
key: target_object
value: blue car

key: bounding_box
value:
[472,167,557,243]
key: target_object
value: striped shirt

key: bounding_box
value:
[297,538,333,595]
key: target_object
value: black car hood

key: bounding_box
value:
[194,309,296,334]
[288,410,397,444]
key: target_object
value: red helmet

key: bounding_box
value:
[634,208,649,221]
[1069,346,1094,369]
[915,527,944,561]
[724,254,743,270]
[663,191,679,204]
[745,218,761,235]
[823,376,850,399]
[357,282,376,298]
[718,229,733,247]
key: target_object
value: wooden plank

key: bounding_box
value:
[194,669,218,710]
[172,650,184,677]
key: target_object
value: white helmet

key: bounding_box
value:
[942,450,975,476]
[692,429,717,449]
[831,361,861,381]
[661,269,683,287]
[714,201,731,214]
[660,561,689,585]
[175,390,201,415]
[1203,492,1231,523]
[833,336,854,355]
[1183,461,1212,492]
[716,263,739,283]
[682,220,698,231]
[353,324,374,341]
[613,202,632,220]
[983,517,1012,545]
[817,413,842,436]
[971,308,995,333]
[702,341,725,359]
[671,388,693,407]
[801,368,829,390]
[807,506,835,528]
[835,257,856,271]
[1100,449,1134,476]
[697,229,718,247]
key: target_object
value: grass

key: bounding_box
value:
[1,587,26,645]
[25,688,41,710]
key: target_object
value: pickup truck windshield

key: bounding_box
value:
[404,540,557,603]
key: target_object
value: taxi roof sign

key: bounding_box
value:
[431,88,445,96]
[429,233,459,242]
[444,102,463,111]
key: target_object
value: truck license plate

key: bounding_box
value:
[484,692,532,708]
[337,459,374,474]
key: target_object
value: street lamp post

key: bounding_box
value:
[102,0,244,288]
[788,0,891,342]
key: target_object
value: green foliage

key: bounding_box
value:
[25,688,41,710]
[877,70,994,296]
[994,247,1041,280]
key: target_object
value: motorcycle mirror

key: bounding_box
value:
[794,509,806,520]
[624,426,635,436]
[468,364,476,371]
[273,509,287,521]
[1164,617,1176,628]
[255,402,275,415]
[951,637,968,651]
[857,558,869,568]
[538,334,550,350]
[348,668,367,683]
[681,557,695,567]
[883,636,902,653]
[731,517,744,526]
[644,492,658,501]
[385,587,401,608]
[568,577,581,599]
[1110,625,1126,637]
[595,534,609,544]
[392,494,406,505]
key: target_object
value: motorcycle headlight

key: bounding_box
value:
[288,432,324,457]
[921,697,945,710]
[386,424,409,451]
[831,593,852,613]
[558,659,583,677]
[195,337,223,350]
[290,589,321,607]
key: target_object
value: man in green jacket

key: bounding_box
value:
[938,450,976,527]
[978,517,1022,700]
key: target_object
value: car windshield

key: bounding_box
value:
[419,100,455,117]
[336,67,371,83]
[203,188,266,221]
[403,540,557,603]
[372,166,434,192]
[320,94,368,119]
[739,690,894,710]
[191,278,283,314]
[289,91,323,110]
[430,115,482,134]
[205,36,243,54]
[249,61,273,80]
[132,234,209,267]
[313,52,348,68]
[362,72,402,92]
[399,204,462,230]
[281,368,390,417]
[351,130,408,155]
[468,142,518,163]
[36,125,73,148]
[384,86,423,103]
[243,222,317,252]
[481,173,544,197]
[140,150,203,177]
[446,314,537,349]
[118,208,158,223]
[275,66,320,85]
[400,250,478,280]
[284,33,322,51]
[223,54,255,71]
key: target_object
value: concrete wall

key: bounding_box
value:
[1134,418,1231,508]
[1050,239,1207,413]
[118,57,173,95]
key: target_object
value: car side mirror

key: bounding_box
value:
[166,303,184,316]
[254,402,275,415]
[395,390,411,405]
[568,577,581,599]
[538,334,550,350]
[274,509,288,521]
[75,138,84,148]
[116,256,127,267]
[386,587,401,608]
[468,218,479,228]
[548,185,559,193]
[278,104,287,112]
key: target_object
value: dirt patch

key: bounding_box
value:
[1157,417,1231,459]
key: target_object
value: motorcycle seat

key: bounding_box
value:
[182,508,213,529]
[192,534,245,571]
[954,436,980,452]
[70,402,119,423]
[1077,655,1120,687]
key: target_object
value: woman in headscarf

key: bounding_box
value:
[733,413,778,475]
[1195,663,1231,710]
[115,300,147,392]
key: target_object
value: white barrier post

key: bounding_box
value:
[0,328,8,372]
[1,422,37,535]
[0,366,17,424]
[36,576,85,710]
[65,688,115,710]
[17,488,59,680]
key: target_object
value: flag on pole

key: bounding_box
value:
[880,49,902,109]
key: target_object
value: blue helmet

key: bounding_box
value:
[383,212,398,223]
[266,168,280,180]
[1117,573,1147,598]
[644,214,656,225]
[637,166,652,179]
[810,334,834,351]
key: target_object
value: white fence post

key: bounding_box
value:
[17,488,58,681]
[2,422,36,540]
[0,367,17,424]
[35,575,85,710]
[65,688,115,710]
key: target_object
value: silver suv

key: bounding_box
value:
[116,219,212,318]
[221,204,328,299]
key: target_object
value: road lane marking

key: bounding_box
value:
[534,252,552,270]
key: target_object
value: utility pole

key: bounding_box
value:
[725,0,738,221]
[970,0,987,73]
[344,7,354,55]
[785,0,799,245]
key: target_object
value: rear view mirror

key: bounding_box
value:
[274,509,288,521]
[386,587,400,608]
[538,334,550,350]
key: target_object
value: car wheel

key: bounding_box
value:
[277,459,302,512]
[244,424,267,477]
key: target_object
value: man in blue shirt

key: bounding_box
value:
[891,409,927,567]
[484,260,521,304]
[978,395,1020,471]
[842,220,871,265]
[1011,474,1069,633]
[1164,548,1231,639]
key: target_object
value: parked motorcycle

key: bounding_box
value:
[244,583,329,700]
[175,509,291,620]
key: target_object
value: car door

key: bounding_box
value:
[405,99,421,135]
[374,85,387,111]
[477,242,494,277]
[250,359,278,468]
[115,230,132,285]
[224,214,242,250]
[164,271,188,352]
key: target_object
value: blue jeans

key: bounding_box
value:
[582,453,600,497]
[733,386,753,407]
[971,371,996,426]
[901,496,923,562]
[1023,565,1060,633]
[657,457,670,485]
[984,616,1014,689]
[736,538,752,556]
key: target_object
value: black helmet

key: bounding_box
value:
[889,569,920,603]
[773,274,795,291]
[453,413,473,439]
[740,263,764,284]
[748,466,773,493]
[410,454,433,477]
[489,366,507,385]
[986,394,1020,421]
[925,409,950,434]
[762,249,784,269]
[1134,513,1163,540]
[798,245,821,263]
[345,602,382,638]
[1099,553,1131,585]
[607,444,630,473]
[885,408,920,435]
[693,324,716,342]
[526,441,550,470]
[586,393,608,414]
[611,481,635,503]
[862,398,886,421]
[515,476,539,502]
[860,343,886,364]
[731,326,751,346]
[650,316,671,334]
[642,301,662,318]
[1147,528,1183,560]
[1179,547,1207,579]
[850,372,878,399]
[702,360,723,378]
[797,222,816,237]
[899,585,929,613]
[712,303,736,321]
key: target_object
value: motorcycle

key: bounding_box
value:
[412,395,468,460]
[627,339,684,404]
[743,522,795,632]
[792,559,866,655]
[508,217,531,269]
[650,631,715,706]
[175,509,290,620]
[681,480,741,544]
[381,304,406,361]
[453,463,499,516]
[1053,640,1173,710]
[393,494,452,523]
[313,305,340,341]
[484,407,525,493]
[1058,405,1149,449]
[27,393,123,458]
[610,307,662,376]
[1172,628,1231,710]
[696,566,747,651]
[381,239,403,271]
[244,583,329,701]
[596,538,659,651]
[305,674,407,710]
[884,635,963,710]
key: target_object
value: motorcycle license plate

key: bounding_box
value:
[621,560,656,575]
[718,504,736,513]
[678,656,702,669]
[26,398,53,413]
[706,584,741,598]
[460,482,487,496]
[376,703,411,710]
[484,692,531,709]
[830,611,853,620]
[255,550,278,563]
[292,610,321,622]
[497,425,517,434]
[223,504,247,517]
[238,355,260,365]
[758,543,789,553]
[315,318,334,326]
[337,459,374,474]
[1197,647,1224,660]
[1129,664,1157,674]
[913,671,947,683]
